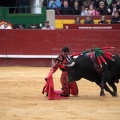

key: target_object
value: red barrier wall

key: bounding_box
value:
[0,30,6,54]
[0,29,120,66]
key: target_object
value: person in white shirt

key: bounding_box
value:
[42,20,55,30]
[4,22,12,29]
[0,21,12,29]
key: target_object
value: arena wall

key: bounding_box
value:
[0,29,120,66]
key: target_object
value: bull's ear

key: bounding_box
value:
[64,62,75,67]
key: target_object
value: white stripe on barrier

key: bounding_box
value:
[0,55,78,59]
[0,55,58,58]
[0,55,7,58]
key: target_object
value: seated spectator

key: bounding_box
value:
[17,24,26,29]
[84,16,94,24]
[97,1,108,15]
[107,0,120,15]
[48,0,61,15]
[4,21,12,29]
[72,0,81,15]
[60,0,72,15]
[0,21,12,29]
[81,6,88,16]
[98,16,109,24]
[13,24,26,29]
[110,11,120,24]
[29,24,41,29]
[75,16,81,24]
[42,20,55,30]
[87,4,99,16]
[94,0,108,10]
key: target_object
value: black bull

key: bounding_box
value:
[68,54,120,96]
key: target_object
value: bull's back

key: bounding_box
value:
[75,55,96,73]
[75,55,100,82]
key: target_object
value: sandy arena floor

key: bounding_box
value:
[0,67,120,120]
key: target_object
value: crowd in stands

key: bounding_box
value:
[74,10,120,24]
[0,0,120,30]
[42,0,120,16]
[0,12,120,30]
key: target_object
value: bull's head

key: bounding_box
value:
[66,62,80,82]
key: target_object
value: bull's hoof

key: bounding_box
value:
[100,93,105,97]
[112,93,118,97]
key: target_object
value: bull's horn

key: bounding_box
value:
[65,62,75,67]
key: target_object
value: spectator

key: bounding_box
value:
[72,0,81,15]
[98,16,109,24]
[75,16,81,23]
[42,20,55,30]
[0,21,12,29]
[81,6,88,16]
[97,1,108,15]
[84,16,94,24]
[13,24,26,29]
[18,24,26,29]
[29,24,41,29]
[60,0,72,15]
[87,4,99,16]
[107,0,120,15]
[48,0,61,15]
[111,11,120,24]
[94,0,108,10]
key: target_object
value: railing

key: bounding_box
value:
[0,6,46,28]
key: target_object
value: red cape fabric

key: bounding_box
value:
[42,69,67,100]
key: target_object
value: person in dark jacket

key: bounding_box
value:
[60,0,72,15]
[107,0,120,15]
[94,0,108,10]
[84,16,94,24]
[97,1,108,15]
[111,11,120,24]
[72,0,81,15]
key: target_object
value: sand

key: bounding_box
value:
[0,67,120,120]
